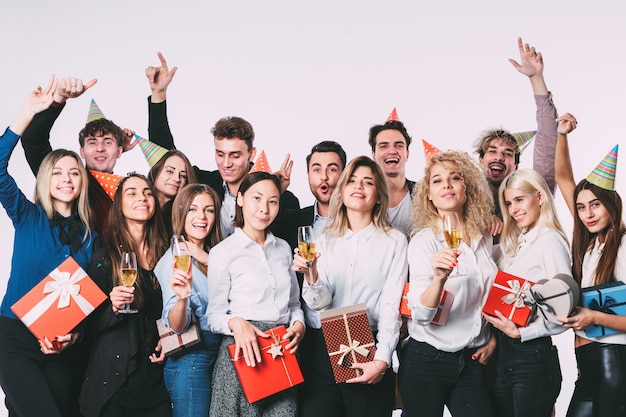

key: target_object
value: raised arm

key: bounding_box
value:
[555,113,578,217]
[146,52,178,149]
[20,77,96,175]
[510,37,558,193]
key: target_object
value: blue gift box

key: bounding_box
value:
[581,281,626,337]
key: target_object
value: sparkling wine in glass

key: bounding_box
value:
[298,226,316,282]
[442,213,463,252]
[118,252,138,314]
[171,235,195,298]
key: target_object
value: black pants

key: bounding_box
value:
[100,399,172,417]
[398,338,493,417]
[0,317,73,417]
[298,328,395,417]
[492,334,561,417]
[566,342,626,417]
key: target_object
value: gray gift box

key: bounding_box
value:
[526,273,580,323]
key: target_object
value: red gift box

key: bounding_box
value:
[320,303,376,383]
[11,257,108,341]
[400,283,453,326]
[483,271,535,327]
[228,325,304,403]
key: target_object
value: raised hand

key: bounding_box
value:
[11,75,59,135]
[52,77,97,104]
[556,113,578,135]
[146,51,178,102]
[273,153,294,193]
[509,37,543,78]
[121,128,138,152]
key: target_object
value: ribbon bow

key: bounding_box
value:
[337,340,370,366]
[501,280,532,309]
[21,266,95,327]
[524,289,559,321]
[589,296,618,315]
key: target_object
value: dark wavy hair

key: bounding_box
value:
[105,173,168,307]
[78,118,124,147]
[572,179,625,286]
[368,120,412,152]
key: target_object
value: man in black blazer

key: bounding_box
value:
[273,141,347,249]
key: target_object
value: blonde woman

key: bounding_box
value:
[0,77,97,417]
[484,169,571,417]
[399,150,497,417]
[295,155,408,417]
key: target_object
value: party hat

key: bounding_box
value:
[249,150,272,174]
[586,145,618,191]
[422,139,442,162]
[86,99,105,124]
[386,107,399,123]
[89,170,125,200]
[135,134,168,168]
[511,130,537,154]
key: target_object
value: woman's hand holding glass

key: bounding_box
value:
[171,235,195,298]
[293,247,320,285]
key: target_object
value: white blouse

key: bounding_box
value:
[206,228,304,335]
[576,235,626,345]
[496,225,572,342]
[407,228,497,352]
[302,224,408,365]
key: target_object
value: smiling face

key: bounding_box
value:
[121,176,155,222]
[237,179,280,235]
[503,188,543,230]
[342,166,379,215]
[50,156,83,212]
[215,138,256,194]
[308,151,343,206]
[372,129,409,179]
[153,155,189,203]
[576,189,611,235]
[79,133,123,173]
[427,162,467,215]
[479,138,518,186]
[184,192,216,246]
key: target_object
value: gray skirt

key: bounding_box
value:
[209,321,298,417]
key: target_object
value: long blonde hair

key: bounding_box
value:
[324,156,390,238]
[34,149,92,241]
[411,150,493,238]
[498,169,568,258]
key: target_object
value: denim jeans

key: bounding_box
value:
[398,338,493,417]
[164,330,221,417]
[492,334,561,417]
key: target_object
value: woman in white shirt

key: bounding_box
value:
[555,114,626,417]
[295,156,408,417]
[206,171,305,416]
[484,168,571,417]
[399,150,497,417]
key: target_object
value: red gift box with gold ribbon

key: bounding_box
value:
[228,325,304,403]
[320,303,376,383]
[11,257,107,341]
[483,271,535,327]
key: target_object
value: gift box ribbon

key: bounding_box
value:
[493,280,532,319]
[589,296,620,315]
[327,313,375,374]
[524,287,572,321]
[231,329,297,388]
[21,267,96,328]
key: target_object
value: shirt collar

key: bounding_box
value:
[233,227,277,248]
[344,222,377,241]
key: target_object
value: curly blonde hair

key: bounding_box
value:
[411,150,493,238]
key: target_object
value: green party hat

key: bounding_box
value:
[135,134,168,168]
[86,99,105,124]
[586,145,618,191]
[511,130,537,154]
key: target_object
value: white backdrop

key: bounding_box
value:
[1,2,624,416]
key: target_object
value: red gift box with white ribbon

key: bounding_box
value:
[482,271,535,327]
[11,257,107,341]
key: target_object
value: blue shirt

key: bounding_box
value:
[0,128,97,319]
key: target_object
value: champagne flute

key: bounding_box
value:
[298,226,316,283]
[171,235,195,298]
[118,252,138,314]
[442,213,463,252]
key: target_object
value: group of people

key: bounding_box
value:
[0,36,623,417]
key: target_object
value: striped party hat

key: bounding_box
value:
[89,170,125,200]
[86,99,105,124]
[586,145,618,191]
[135,134,168,168]
[511,130,537,154]
[386,107,399,123]
[422,139,442,163]
[249,150,272,174]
